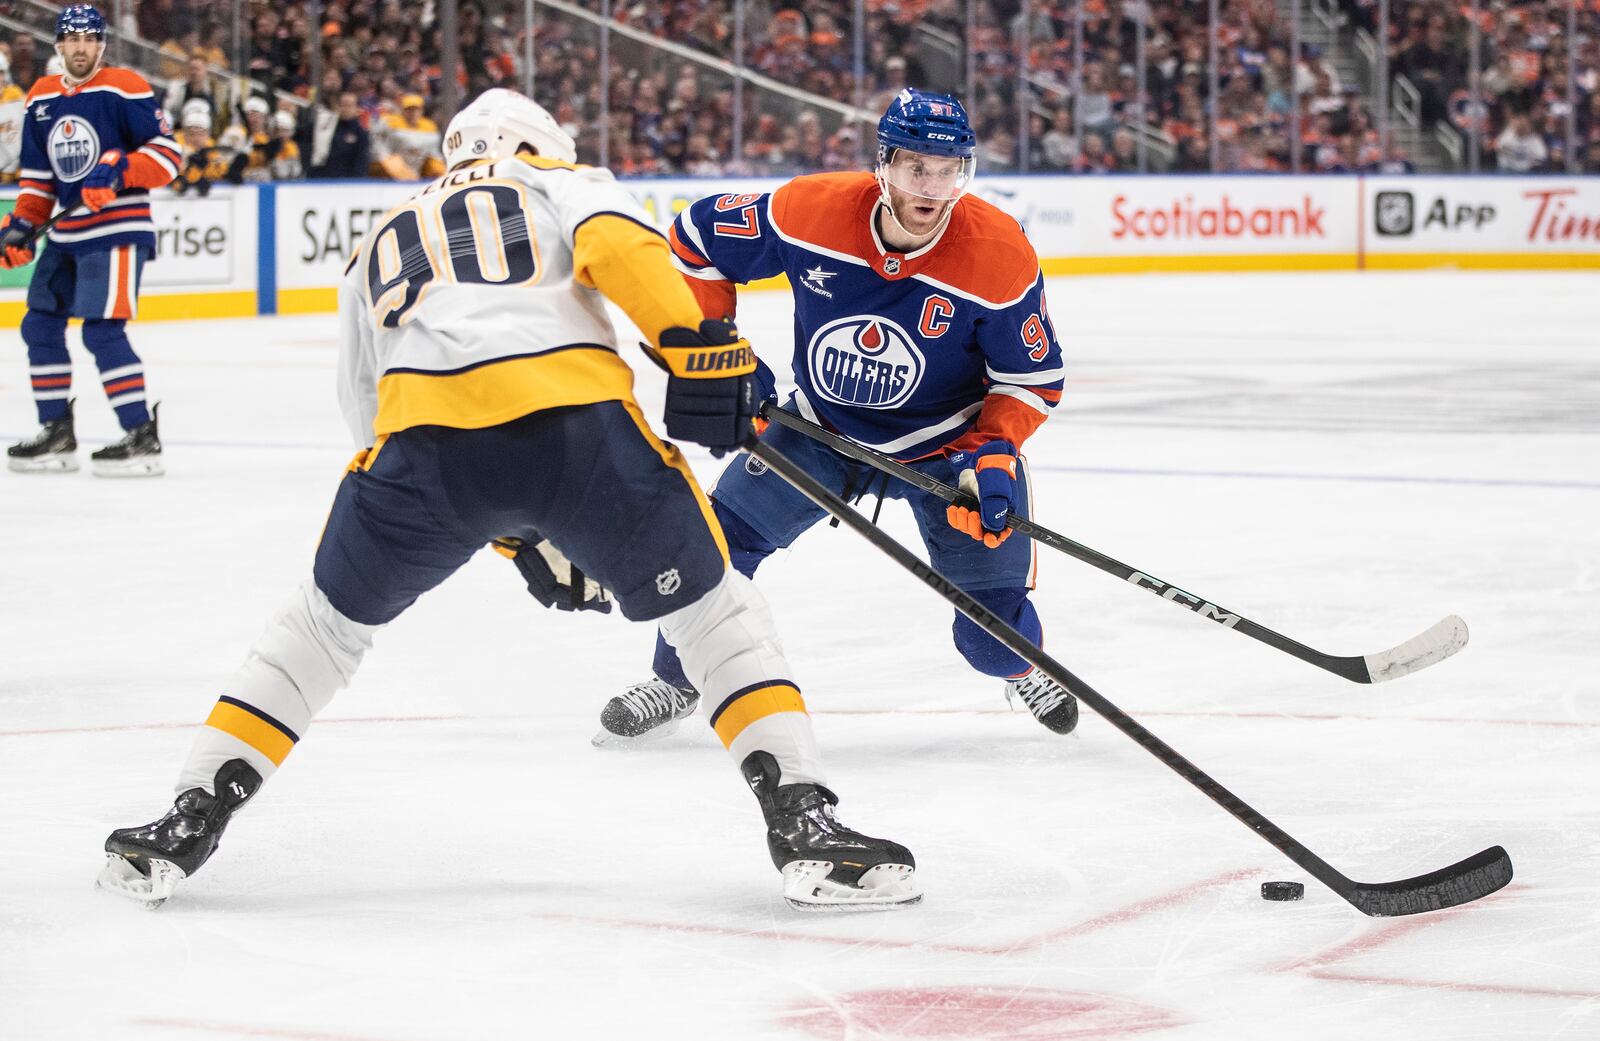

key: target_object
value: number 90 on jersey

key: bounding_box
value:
[367,182,542,328]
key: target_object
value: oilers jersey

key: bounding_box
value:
[667,172,1063,460]
[15,67,180,254]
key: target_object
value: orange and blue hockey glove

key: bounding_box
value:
[947,440,1018,548]
[0,213,37,269]
[81,149,127,212]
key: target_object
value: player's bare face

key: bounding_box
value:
[877,150,968,250]
[57,34,103,79]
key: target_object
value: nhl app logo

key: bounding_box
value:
[48,115,101,182]
[808,315,925,411]
[1374,191,1415,237]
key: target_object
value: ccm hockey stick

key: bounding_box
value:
[19,204,86,250]
[749,437,1513,917]
[760,403,1468,685]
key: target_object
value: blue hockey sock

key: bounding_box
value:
[81,319,150,429]
[652,498,779,690]
[21,311,71,424]
[952,587,1042,678]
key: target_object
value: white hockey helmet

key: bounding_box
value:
[443,88,576,168]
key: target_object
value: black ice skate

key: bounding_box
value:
[1005,667,1080,734]
[97,759,261,908]
[91,403,164,478]
[6,400,78,474]
[592,677,700,748]
[742,750,921,911]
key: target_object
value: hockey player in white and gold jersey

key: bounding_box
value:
[97,89,919,913]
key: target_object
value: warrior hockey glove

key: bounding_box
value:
[0,214,37,269]
[493,536,613,614]
[645,319,760,456]
[947,440,1018,548]
[82,149,128,212]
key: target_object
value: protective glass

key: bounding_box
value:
[878,148,976,202]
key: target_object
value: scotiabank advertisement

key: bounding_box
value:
[1062,177,1360,259]
[1365,177,1600,260]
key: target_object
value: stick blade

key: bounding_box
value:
[1362,615,1469,683]
[1342,845,1513,917]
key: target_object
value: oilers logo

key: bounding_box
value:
[48,116,101,182]
[807,315,924,410]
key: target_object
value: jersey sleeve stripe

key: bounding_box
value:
[572,209,665,244]
[985,363,1065,385]
[667,223,712,268]
[987,384,1055,415]
[671,255,731,281]
[18,186,54,202]
[136,145,181,179]
[19,168,51,180]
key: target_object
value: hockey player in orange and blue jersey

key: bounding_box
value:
[596,89,1079,744]
[1,5,180,476]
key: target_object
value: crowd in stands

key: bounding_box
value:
[1341,0,1599,170]
[3,0,1599,180]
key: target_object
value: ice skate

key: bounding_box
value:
[1005,667,1079,734]
[97,759,260,908]
[742,751,921,912]
[91,403,164,478]
[592,677,700,747]
[7,401,78,473]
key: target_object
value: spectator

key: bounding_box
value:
[313,92,371,178]
[267,111,305,181]
[375,93,444,179]
[0,48,23,103]
[165,54,219,133]
[1495,111,1549,172]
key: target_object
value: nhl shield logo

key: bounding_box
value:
[883,256,902,275]
[48,115,101,182]
[807,315,925,410]
[1374,191,1415,237]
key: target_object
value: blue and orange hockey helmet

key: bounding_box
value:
[56,4,107,40]
[876,88,977,163]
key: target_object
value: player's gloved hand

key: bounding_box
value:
[644,318,760,457]
[947,440,1018,548]
[750,356,778,435]
[81,149,128,212]
[493,536,613,614]
[0,214,37,269]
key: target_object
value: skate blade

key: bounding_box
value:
[8,454,79,474]
[781,860,922,912]
[91,457,165,478]
[590,717,683,749]
[96,853,183,909]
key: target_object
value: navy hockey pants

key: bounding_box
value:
[652,413,1043,687]
[314,401,728,626]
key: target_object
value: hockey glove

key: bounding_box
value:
[0,214,37,269]
[644,318,760,457]
[947,440,1018,548]
[493,537,613,614]
[82,149,128,212]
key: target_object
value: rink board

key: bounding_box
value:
[2,175,1597,323]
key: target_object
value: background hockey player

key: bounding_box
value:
[98,88,919,914]
[0,4,179,477]
[597,89,1076,744]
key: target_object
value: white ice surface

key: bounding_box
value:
[1,272,1597,1041]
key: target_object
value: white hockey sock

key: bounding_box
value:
[176,579,380,796]
[657,569,826,787]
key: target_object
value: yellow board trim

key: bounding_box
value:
[712,684,807,748]
[0,290,258,324]
[1363,252,1600,270]
[278,287,341,314]
[205,700,295,766]
[617,397,730,565]
[374,348,636,435]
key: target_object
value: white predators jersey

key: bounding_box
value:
[337,155,667,447]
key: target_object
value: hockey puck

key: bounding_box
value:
[1261,881,1305,901]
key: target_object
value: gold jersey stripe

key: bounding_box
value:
[205,700,296,767]
[616,397,730,565]
[374,347,635,436]
[711,684,807,748]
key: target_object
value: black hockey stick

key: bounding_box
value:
[750,436,1512,917]
[18,204,86,250]
[759,403,1467,685]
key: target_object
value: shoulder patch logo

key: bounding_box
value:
[48,115,100,182]
[799,265,836,298]
[807,315,926,411]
